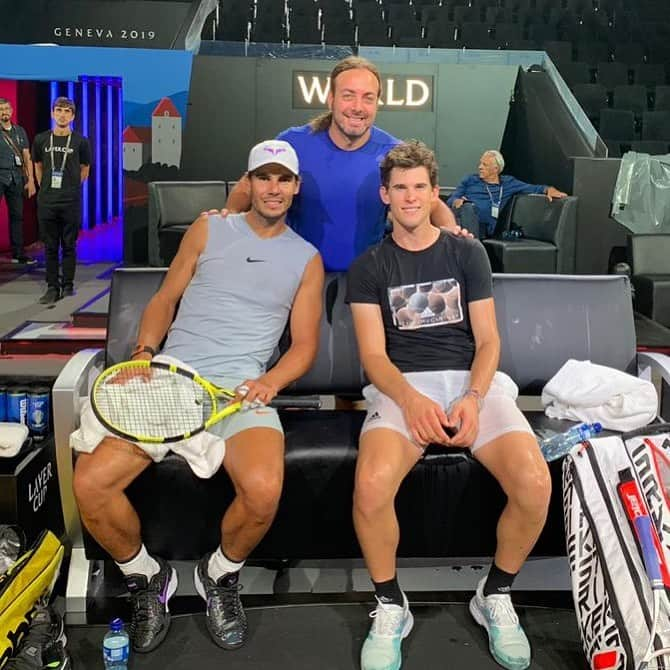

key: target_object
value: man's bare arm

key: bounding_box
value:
[262,254,325,392]
[225,174,251,212]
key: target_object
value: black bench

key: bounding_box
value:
[51,270,664,573]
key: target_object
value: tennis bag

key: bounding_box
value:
[563,424,670,670]
[0,530,64,668]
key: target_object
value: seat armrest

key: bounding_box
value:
[553,196,577,273]
[638,351,670,421]
[52,348,105,545]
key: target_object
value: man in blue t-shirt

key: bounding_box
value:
[227,56,462,272]
[447,149,567,239]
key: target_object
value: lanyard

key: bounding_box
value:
[48,132,72,173]
[485,182,503,207]
[1,127,23,161]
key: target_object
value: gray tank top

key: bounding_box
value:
[162,213,318,385]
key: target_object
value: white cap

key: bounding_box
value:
[247,140,299,176]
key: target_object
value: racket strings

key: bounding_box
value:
[95,366,215,439]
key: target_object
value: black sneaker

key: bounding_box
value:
[5,603,70,669]
[194,554,248,650]
[38,288,60,305]
[61,286,74,297]
[13,256,37,266]
[124,557,178,653]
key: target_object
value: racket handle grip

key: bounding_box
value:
[636,516,664,588]
[270,396,322,409]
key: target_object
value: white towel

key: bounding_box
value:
[0,423,29,458]
[541,359,658,432]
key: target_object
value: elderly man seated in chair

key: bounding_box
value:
[447,150,567,239]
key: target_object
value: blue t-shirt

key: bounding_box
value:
[447,174,546,234]
[277,124,399,272]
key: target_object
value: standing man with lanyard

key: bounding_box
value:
[0,98,37,265]
[32,97,91,304]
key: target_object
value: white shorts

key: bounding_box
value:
[361,370,534,453]
[69,355,283,479]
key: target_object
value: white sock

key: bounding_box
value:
[116,544,160,580]
[208,546,244,582]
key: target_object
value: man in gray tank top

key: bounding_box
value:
[72,140,324,654]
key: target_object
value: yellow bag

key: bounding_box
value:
[0,530,64,668]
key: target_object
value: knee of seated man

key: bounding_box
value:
[509,461,552,513]
[240,472,283,518]
[354,463,397,513]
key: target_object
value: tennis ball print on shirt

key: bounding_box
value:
[388,278,463,330]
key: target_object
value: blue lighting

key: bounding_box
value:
[94,79,102,230]
[106,82,113,224]
[117,82,123,225]
[49,81,58,123]
[81,78,89,231]
[67,80,74,102]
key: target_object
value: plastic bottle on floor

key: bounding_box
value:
[103,618,129,670]
[540,422,603,462]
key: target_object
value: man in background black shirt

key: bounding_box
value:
[346,141,550,670]
[0,98,36,264]
[32,97,90,304]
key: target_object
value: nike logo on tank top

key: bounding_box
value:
[162,213,317,385]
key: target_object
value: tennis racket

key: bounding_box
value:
[91,359,319,444]
[617,467,670,670]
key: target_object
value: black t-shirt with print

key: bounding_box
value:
[32,131,91,205]
[346,231,493,373]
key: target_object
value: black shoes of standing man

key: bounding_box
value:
[38,286,75,305]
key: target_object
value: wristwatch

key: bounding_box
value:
[131,344,156,359]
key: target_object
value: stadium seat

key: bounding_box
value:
[356,21,390,46]
[453,5,481,24]
[288,14,322,43]
[596,61,630,91]
[425,22,459,47]
[542,40,573,63]
[628,234,670,328]
[572,83,608,120]
[642,111,670,141]
[612,85,648,116]
[635,63,667,88]
[322,17,356,45]
[574,40,609,67]
[483,194,578,274]
[613,41,646,66]
[147,181,228,266]
[604,139,622,157]
[654,86,670,111]
[599,108,636,140]
[630,140,669,154]
[492,22,522,47]
[558,61,591,87]
[459,22,493,48]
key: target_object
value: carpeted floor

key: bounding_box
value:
[67,601,588,669]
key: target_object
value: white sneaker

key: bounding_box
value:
[469,577,531,670]
[360,593,414,670]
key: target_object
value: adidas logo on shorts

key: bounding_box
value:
[368,411,381,421]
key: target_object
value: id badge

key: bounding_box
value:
[14,155,22,167]
[491,205,499,219]
[51,170,63,189]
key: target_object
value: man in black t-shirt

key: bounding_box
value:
[346,141,550,670]
[32,97,91,304]
[0,98,36,264]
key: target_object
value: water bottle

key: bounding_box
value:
[103,618,129,670]
[540,422,603,462]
